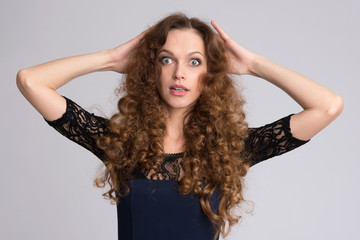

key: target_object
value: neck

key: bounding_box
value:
[163,108,189,154]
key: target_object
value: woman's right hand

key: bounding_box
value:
[108,30,147,73]
[17,29,148,121]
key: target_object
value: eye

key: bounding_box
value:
[161,57,173,64]
[189,59,201,66]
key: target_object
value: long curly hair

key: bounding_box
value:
[96,13,250,240]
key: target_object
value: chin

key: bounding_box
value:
[163,100,197,112]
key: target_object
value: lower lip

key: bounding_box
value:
[170,89,188,96]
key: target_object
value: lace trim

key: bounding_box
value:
[46,97,309,180]
[139,155,185,181]
[45,96,108,160]
[164,152,184,156]
[243,115,309,166]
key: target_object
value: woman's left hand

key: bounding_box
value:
[211,21,259,76]
[211,21,343,141]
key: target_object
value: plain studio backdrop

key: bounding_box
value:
[1,0,358,239]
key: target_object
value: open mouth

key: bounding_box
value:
[169,85,189,96]
[170,84,189,92]
[170,87,188,92]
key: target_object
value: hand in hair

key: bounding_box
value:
[212,20,343,141]
[108,29,148,73]
[16,29,148,121]
[211,21,259,76]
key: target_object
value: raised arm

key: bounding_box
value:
[16,31,146,121]
[211,21,343,141]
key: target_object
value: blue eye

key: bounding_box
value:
[161,57,172,64]
[190,59,200,66]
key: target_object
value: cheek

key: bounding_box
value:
[159,66,171,81]
[158,71,169,92]
[158,72,166,87]
[195,72,207,91]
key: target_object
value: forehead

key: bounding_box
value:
[161,29,205,54]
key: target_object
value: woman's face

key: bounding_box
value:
[157,29,207,114]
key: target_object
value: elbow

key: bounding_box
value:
[16,68,32,93]
[326,94,344,120]
[16,68,43,96]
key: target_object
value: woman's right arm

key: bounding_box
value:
[16,30,146,121]
[17,51,114,121]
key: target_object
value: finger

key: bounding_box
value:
[138,27,151,39]
[211,20,230,41]
[131,28,148,43]
[125,29,148,49]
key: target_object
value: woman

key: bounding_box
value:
[17,14,343,240]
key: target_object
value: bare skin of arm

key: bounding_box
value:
[16,31,146,121]
[211,21,343,141]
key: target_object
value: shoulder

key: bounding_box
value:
[244,114,310,166]
[44,96,109,160]
[46,96,109,130]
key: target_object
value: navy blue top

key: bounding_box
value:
[46,97,309,240]
[117,179,220,239]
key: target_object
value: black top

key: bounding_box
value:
[46,97,309,240]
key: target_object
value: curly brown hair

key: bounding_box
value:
[96,13,250,240]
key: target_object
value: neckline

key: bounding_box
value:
[164,152,184,156]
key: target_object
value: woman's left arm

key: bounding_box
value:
[212,21,344,141]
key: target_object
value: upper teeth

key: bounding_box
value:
[173,88,186,91]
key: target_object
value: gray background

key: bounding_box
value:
[1,0,359,239]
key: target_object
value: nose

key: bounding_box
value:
[173,63,185,80]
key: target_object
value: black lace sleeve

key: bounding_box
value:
[45,97,109,161]
[243,115,310,166]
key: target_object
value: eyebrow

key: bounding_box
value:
[158,49,205,57]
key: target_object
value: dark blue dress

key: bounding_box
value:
[46,97,309,240]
